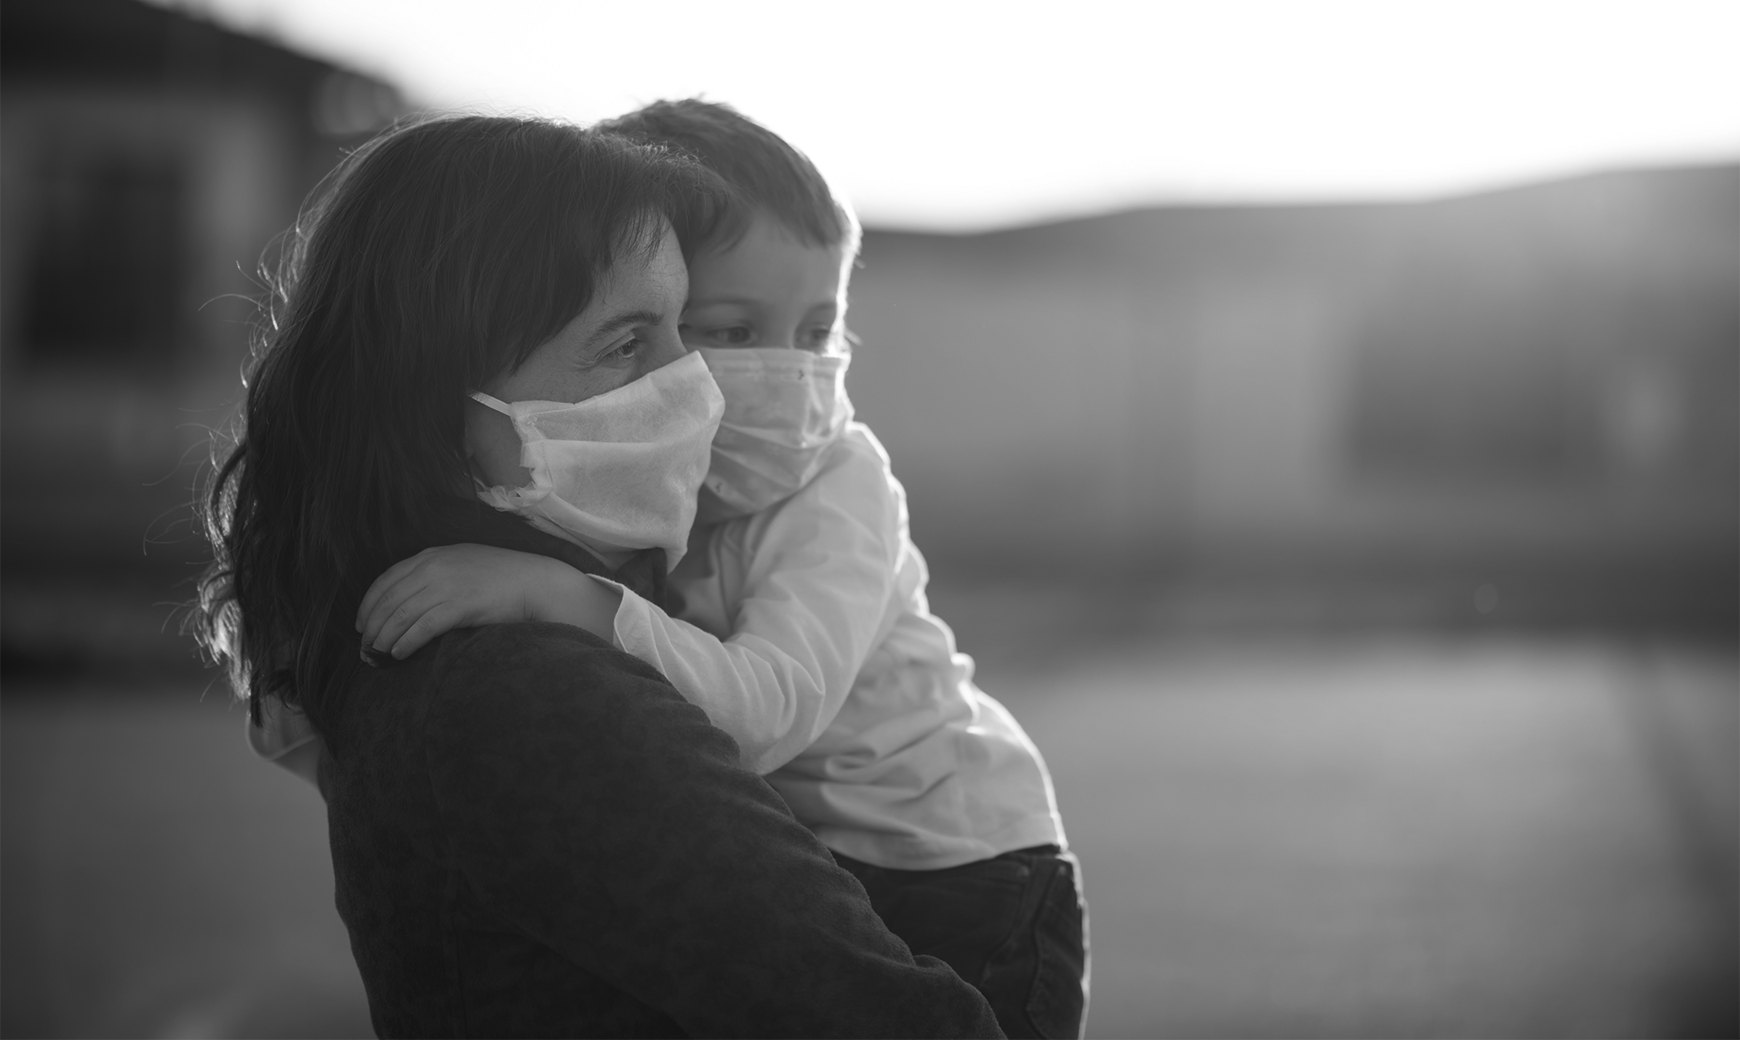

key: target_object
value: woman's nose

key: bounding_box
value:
[641,327,690,372]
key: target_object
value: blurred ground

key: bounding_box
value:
[3,580,1734,1039]
[990,631,1737,1039]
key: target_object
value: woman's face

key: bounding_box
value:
[465,226,690,488]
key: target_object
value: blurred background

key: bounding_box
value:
[2,0,1734,1036]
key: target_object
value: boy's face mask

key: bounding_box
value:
[695,346,853,525]
[470,351,725,567]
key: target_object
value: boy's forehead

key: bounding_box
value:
[688,212,846,296]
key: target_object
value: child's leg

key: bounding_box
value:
[833,845,1090,1040]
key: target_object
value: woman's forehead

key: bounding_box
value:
[586,227,688,325]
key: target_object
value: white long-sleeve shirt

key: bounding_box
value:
[606,422,1064,870]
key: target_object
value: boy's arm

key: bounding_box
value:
[608,431,905,774]
[358,544,617,659]
[350,429,905,776]
[349,532,889,776]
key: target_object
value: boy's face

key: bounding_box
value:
[680,212,849,353]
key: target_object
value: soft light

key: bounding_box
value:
[168,0,1740,230]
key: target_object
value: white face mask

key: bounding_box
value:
[471,351,724,568]
[695,347,854,525]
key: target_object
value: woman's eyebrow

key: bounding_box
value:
[683,295,759,308]
[591,309,664,339]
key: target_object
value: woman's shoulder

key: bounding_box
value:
[429,621,676,712]
[333,621,703,754]
[420,621,740,766]
[325,620,747,845]
[435,619,638,674]
[389,624,761,870]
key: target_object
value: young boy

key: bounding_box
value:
[351,100,1088,1038]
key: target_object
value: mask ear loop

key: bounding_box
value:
[465,391,517,468]
[469,390,515,415]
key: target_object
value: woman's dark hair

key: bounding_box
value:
[191,115,722,737]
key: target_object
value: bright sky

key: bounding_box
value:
[176,0,1739,231]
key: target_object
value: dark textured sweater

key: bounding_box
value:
[318,503,1003,1038]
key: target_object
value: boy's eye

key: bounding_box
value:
[710,326,754,346]
[802,326,837,351]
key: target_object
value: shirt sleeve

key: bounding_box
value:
[425,624,1004,1038]
[604,429,905,775]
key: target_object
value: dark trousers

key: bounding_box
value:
[833,845,1089,1039]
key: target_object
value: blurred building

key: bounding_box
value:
[0,0,404,579]
[850,168,1738,627]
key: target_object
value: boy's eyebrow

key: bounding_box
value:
[686,296,839,311]
[682,295,762,307]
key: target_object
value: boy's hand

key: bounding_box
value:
[357,544,610,660]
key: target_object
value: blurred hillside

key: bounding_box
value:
[850,167,1737,631]
[1,0,1735,674]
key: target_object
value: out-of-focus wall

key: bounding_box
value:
[1,84,292,571]
[0,0,403,582]
[847,168,1738,593]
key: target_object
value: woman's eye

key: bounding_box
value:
[608,338,642,361]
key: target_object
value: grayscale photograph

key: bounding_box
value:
[1,1,1735,1037]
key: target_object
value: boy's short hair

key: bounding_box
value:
[601,99,859,258]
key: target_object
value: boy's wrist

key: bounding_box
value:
[534,566,622,639]
[525,564,586,624]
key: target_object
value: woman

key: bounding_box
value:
[192,116,1002,1038]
